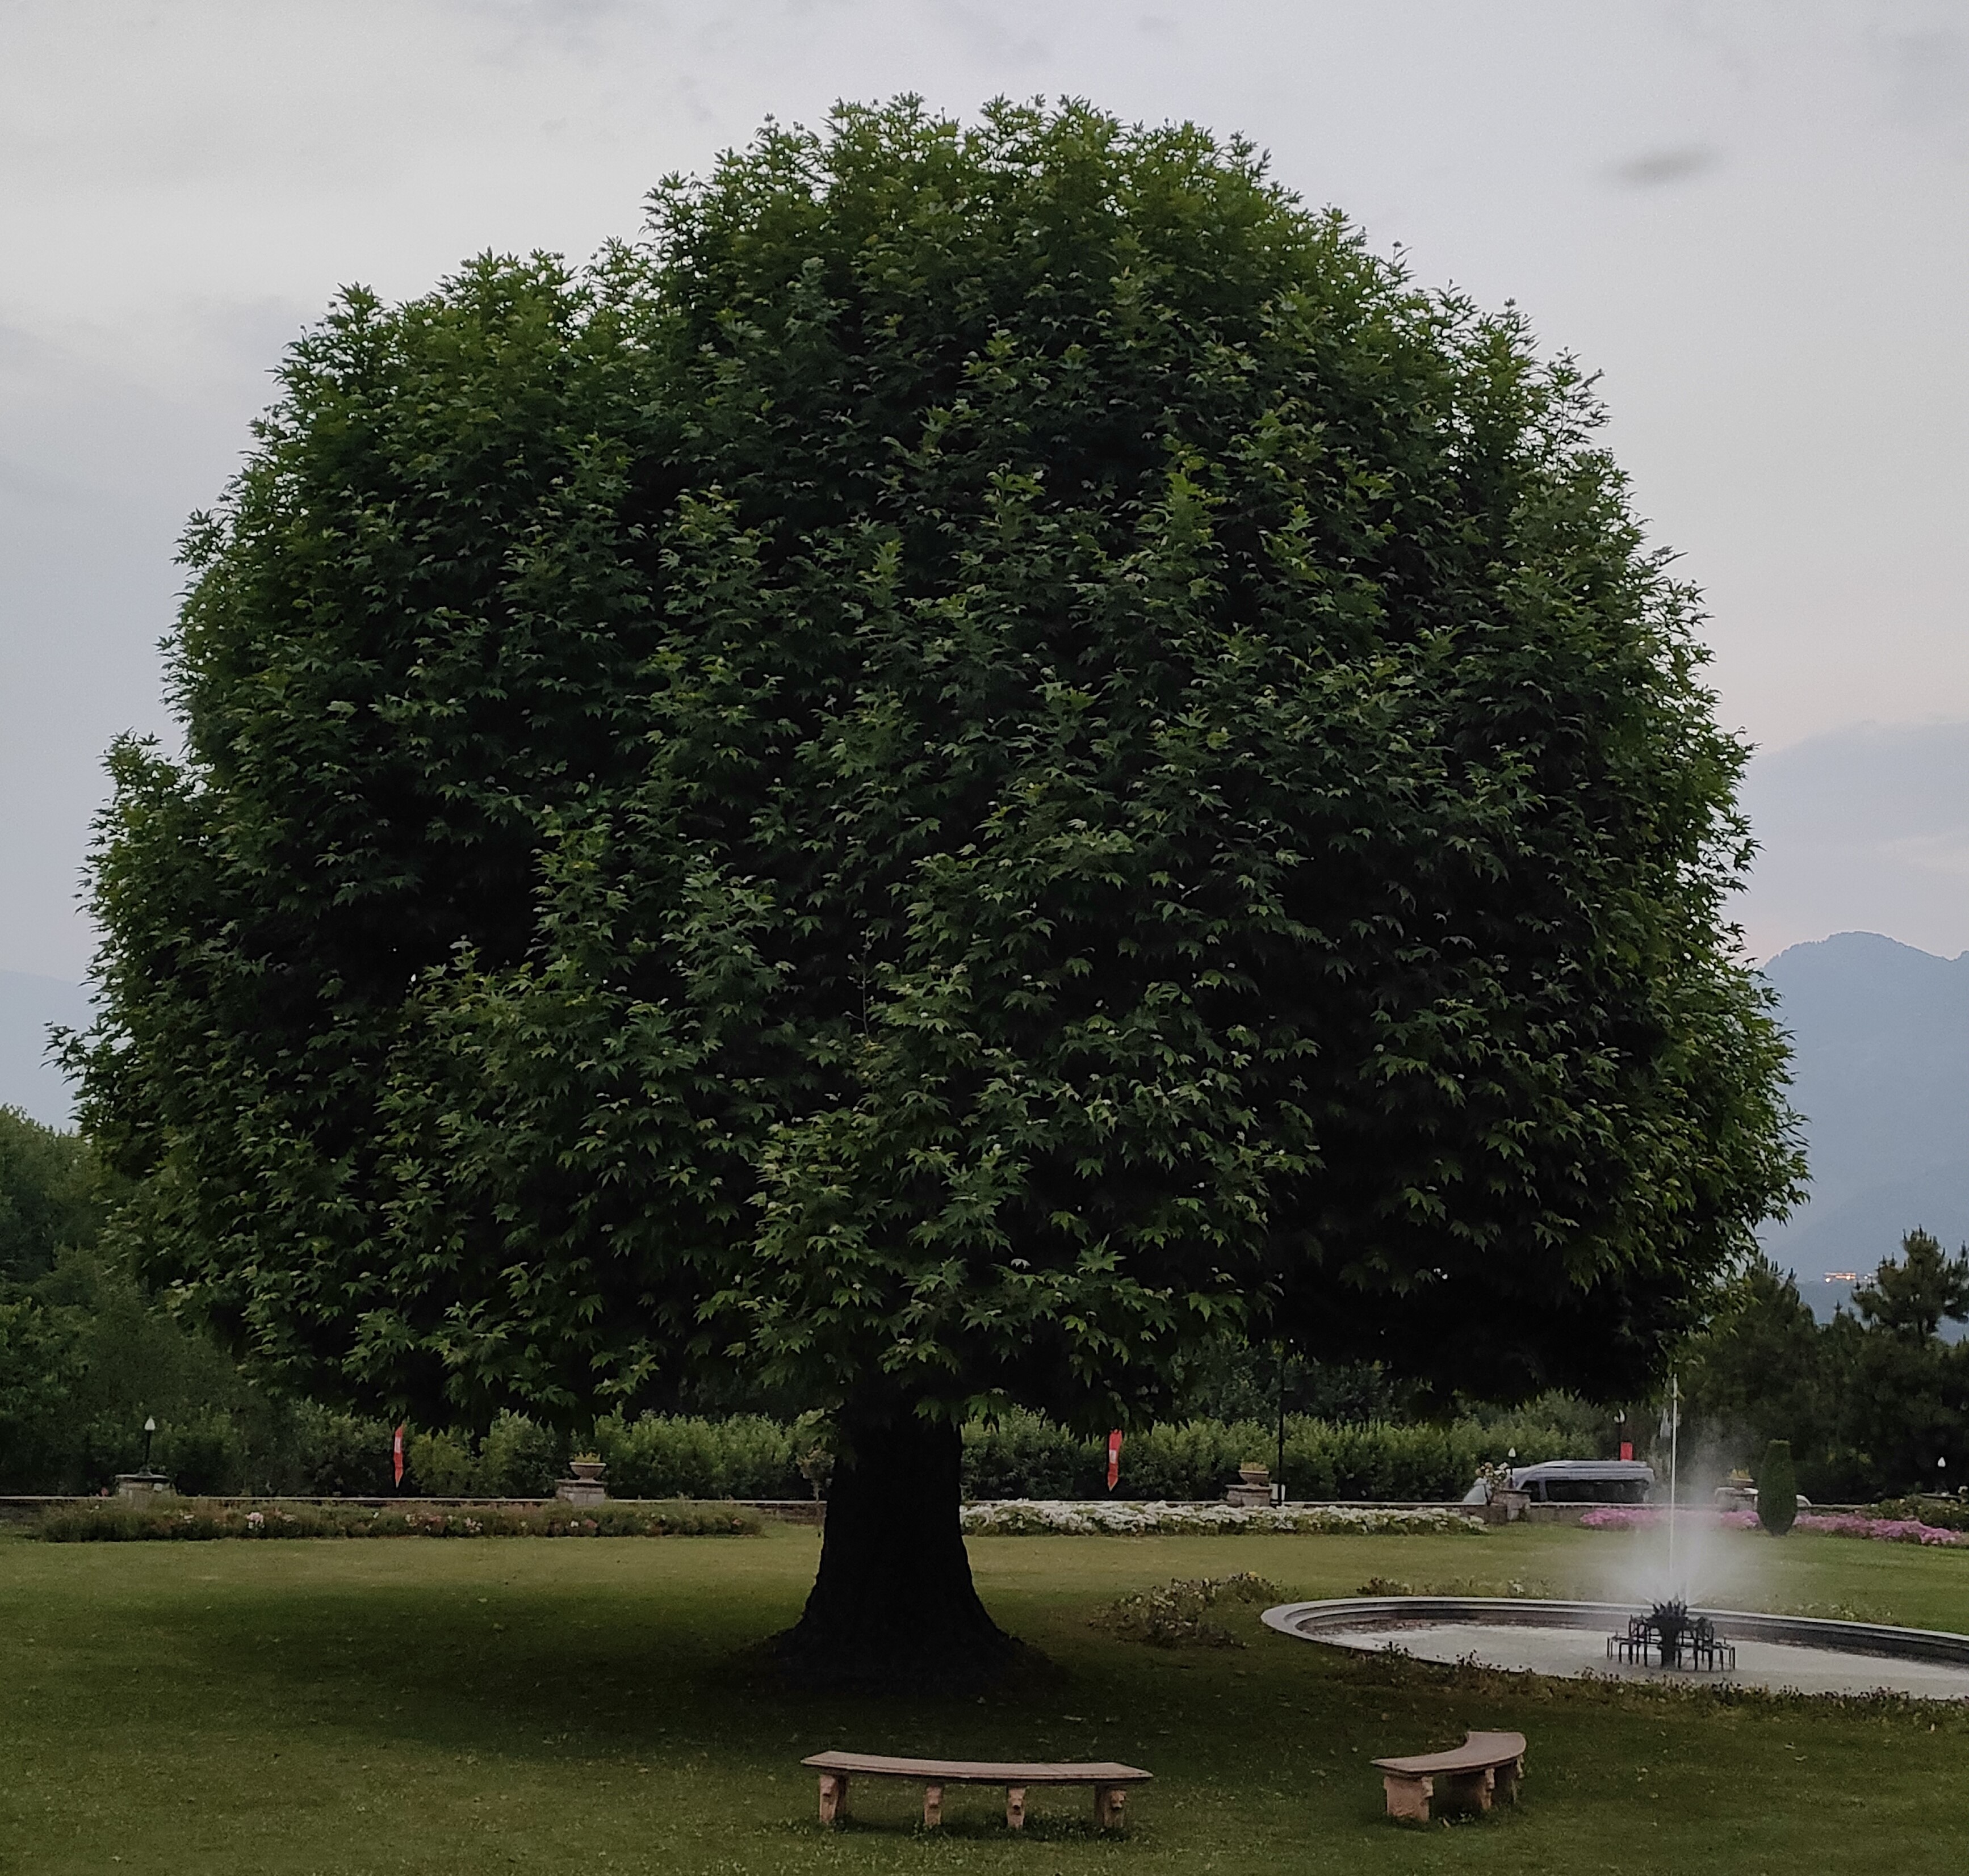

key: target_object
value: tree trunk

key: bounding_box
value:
[773,1407,1016,1687]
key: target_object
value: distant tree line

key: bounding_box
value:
[1679,1229,1969,1501]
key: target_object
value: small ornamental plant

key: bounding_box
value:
[1091,1573,1283,1648]
[1758,1439,1799,1536]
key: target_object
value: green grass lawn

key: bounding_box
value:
[3,1520,1967,1874]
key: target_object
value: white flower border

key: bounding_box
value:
[959,1499,1485,1536]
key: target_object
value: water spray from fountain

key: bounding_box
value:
[1665,1369,1680,1598]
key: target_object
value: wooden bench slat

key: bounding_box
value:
[803,1751,1151,1784]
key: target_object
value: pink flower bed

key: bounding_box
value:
[1578,1505,1967,1546]
[1795,1513,1967,1547]
[1578,1506,1754,1531]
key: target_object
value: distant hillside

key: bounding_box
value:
[1760,931,1969,1325]
[0,971,87,1126]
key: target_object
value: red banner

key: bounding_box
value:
[1107,1429,1122,1491]
[392,1424,405,1487]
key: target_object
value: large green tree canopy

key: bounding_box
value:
[81,99,1799,1449]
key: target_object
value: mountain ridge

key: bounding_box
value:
[1759,930,1969,1325]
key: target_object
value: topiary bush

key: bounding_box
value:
[1758,1438,1799,1536]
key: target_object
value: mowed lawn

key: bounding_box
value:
[3,1520,1968,1875]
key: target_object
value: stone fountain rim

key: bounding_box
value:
[1261,1596,1969,1668]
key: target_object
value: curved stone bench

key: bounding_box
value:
[802,1749,1151,1830]
[1372,1728,1526,1822]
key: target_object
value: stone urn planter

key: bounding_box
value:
[556,1457,608,1508]
[114,1471,175,1502]
[1226,1462,1273,1509]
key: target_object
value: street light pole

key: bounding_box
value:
[141,1416,156,1474]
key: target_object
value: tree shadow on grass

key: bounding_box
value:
[163,1549,1098,1773]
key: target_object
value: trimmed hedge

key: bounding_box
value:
[962,1408,1594,1501]
[33,1498,761,1542]
[595,1413,810,1500]
[35,1402,1591,1509]
[583,1405,1595,1502]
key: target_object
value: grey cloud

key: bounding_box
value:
[1606,146,1719,187]
[1875,28,1969,125]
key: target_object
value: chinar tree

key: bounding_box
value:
[76,99,1801,1682]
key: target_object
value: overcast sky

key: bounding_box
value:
[3,0,1966,980]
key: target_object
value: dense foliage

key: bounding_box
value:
[1681,1232,1969,1500]
[0,1106,107,1286]
[75,100,1798,1450]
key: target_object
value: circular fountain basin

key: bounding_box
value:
[1263,1597,1969,1700]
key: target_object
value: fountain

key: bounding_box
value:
[1599,1377,1738,1672]
[1263,1378,1969,1698]
[1607,1599,1735,1673]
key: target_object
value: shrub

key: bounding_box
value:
[1091,1573,1283,1648]
[477,1412,562,1497]
[154,1410,246,1496]
[594,1413,799,1499]
[288,1403,396,1496]
[405,1428,479,1496]
[957,1408,1596,1502]
[1758,1439,1799,1537]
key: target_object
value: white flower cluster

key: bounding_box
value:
[959,1499,1485,1537]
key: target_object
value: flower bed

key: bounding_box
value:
[1793,1513,1969,1548]
[960,1499,1485,1537]
[33,1499,761,1542]
[1578,1506,1756,1532]
[1578,1505,1968,1547]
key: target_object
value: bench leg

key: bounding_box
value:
[1436,1766,1494,1816]
[818,1772,848,1825]
[1005,1785,1027,1829]
[1383,1772,1434,1823]
[922,1782,943,1829]
[1094,1785,1127,1830]
[1492,1756,1524,1804]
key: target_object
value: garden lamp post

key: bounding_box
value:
[1939,1455,1948,1496]
[141,1416,156,1473]
[1273,1341,1289,1507]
